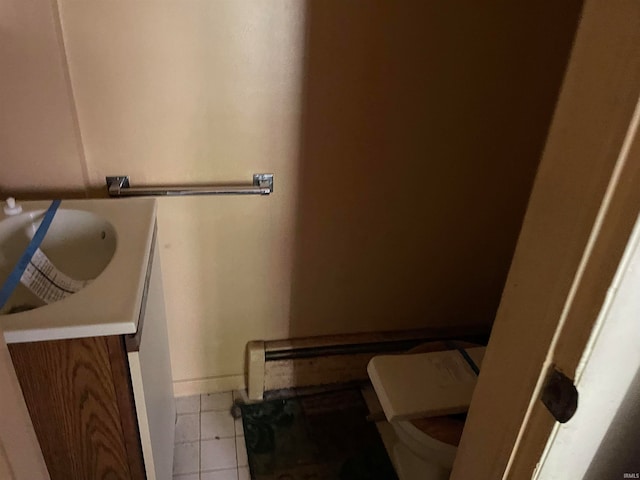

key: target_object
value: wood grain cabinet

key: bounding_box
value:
[9,335,146,480]
[7,237,175,480]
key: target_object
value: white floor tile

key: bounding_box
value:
[235,436,248,467]
[201,392,233,411]
[175,413,200,443]
[234,416,244,436]
[176,395,200,414]
[238,466,251,480]
[173,474,199,480]
[201,410,235,439]
[173,441,200,475]
[201,438,237,471]
[201,468,238,480]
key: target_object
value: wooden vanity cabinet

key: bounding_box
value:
[8,335,146,480]
[6,226,175,480]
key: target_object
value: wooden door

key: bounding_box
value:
[451,1,640,478]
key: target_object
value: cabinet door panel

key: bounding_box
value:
[9,336,145,480]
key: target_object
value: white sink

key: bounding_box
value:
[0,209,117,313]
[0,198,157,343]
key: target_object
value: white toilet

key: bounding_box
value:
[366,342,485,480]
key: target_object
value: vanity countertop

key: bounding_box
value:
[0,198,156,344]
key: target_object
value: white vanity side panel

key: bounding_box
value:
[128,352,156,480]
[129,241,176,480]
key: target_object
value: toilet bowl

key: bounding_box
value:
[389,415,463,479]
[367,342,485,480]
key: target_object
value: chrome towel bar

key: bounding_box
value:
[106,173,274,197]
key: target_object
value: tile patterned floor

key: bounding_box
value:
[173,391,250,480]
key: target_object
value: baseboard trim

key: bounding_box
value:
[247,326,490,400]
[173,375,245,397]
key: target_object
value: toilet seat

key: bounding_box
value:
[409,415,465,447]
[366,341,485,480]
[393,416,464,468]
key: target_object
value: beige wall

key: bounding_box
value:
[0,0,87,194]
[289,2,582,336]
[58,0,305,392]
[0,0,581,393]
